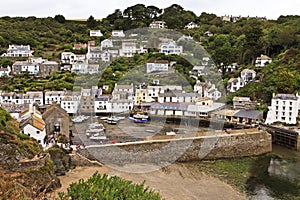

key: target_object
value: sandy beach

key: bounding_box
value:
[49,163,246,200]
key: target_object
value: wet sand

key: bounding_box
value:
[50,163,246,200]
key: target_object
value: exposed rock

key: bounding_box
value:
[47,146,72,176]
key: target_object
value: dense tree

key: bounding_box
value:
[242,19,264,64]
[87,15,97,29]
[54,14,66,23]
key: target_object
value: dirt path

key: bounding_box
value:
[49,163,246,200]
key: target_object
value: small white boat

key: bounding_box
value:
[89,135,107,140]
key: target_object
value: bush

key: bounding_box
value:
[58,172,162,200]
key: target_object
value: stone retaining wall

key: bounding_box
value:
[87,130,272,166]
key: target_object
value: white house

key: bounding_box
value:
[94,95,112,113]
[19,105,46,148]
[227,69,256,93]
[101,39,114,49]
[71,61,88,74]
[23,91,44,105]
[0,66,11,77]
[149,21,166,29]
[194,81,222,100]
[184,22,199,29]
[112,30,125,37]
[1,45,33,57]
[204,31,214,37]
[61,52,86,65]
[241,69,256,83]
[219,63,238,73]
[101,50,111,62]
[146,60,169,73]
[90,30,103,37]
[158,92,200,103]
[147,85,182,99]
[227,77,245,93]
[45,91,67,105]
[87,46,102,60]
[266,93,300,125]
[111,99,133,113]
[60,93,81,114]
[160,42,183,55]
[110,83,134,113]
[119,40,146,58]
[255,54,272,67]
[189,66,208,78]
[0,92,23,104]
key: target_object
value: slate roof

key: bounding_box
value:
[273,94,297,101]
[233,109,262,119]
[151,103,189,111]
[159,92,200,98]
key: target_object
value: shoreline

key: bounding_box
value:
[48,163,246,200]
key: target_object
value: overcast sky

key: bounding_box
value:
[1,0,299,20]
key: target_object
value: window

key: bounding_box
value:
[36,131,40,134]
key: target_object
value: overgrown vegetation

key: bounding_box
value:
[0,71,76,92]
[58,172,162,200]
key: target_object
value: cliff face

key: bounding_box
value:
[0,114,62,199]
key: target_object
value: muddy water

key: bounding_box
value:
[247,145,300,199]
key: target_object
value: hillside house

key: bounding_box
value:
[90,30,103,37]
[1,45,33,57]
[73,43,87,50]
[12,61,39,75]
[184,22,199,29]
[87,46,102,60]
[0,66,11,77]
[38,61,60,78]
[194,81,222,100]
[149,21,166,29]
[119,40,146,57]
[71,60,88,74]
[255,54,272,67]
[159,41,183,55]
[146,60,169,73]
[227,77,245,93]
[241,69,256,83]
[101,39,113,49]
[112,30,125,37]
